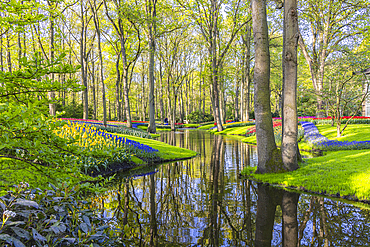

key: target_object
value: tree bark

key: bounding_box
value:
[281,0,299,171]
[48,2,56,116]
[252,0,279,173]
[92,0,107,125]
[147,0,157,133]
[80,0,88,120]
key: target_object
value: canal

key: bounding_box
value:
[97,130,370,246]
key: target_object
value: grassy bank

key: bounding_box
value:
[241,124,370,203]
[115,133,197,161]
[242,150,370,201]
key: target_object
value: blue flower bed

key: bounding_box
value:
[300,121,370,151]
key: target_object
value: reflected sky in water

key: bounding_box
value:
[96,130,370,246]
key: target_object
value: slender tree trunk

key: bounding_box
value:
[0,32,3,72]
[244,22,252,121]
[235,77,239,121]
[115,54,122,120]
[147,0,156,133]
[91,0,107,125]
[80,0,88,119]
[252,0,280,173]
[48,3,56,116]
[281,0,299,171]
[6,34,11,73]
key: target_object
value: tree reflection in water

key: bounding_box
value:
[94,130,370,246]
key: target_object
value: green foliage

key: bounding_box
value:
[0,103,80,172]
[186,110,214,123]
[56,103,93,119]
[0,182,123,246]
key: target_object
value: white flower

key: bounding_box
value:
[3,210,16,218]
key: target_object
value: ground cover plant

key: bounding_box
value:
[0,182,123,246]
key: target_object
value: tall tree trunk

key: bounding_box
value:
[92,0,107,125]
[115,54,121,120]
[6,34,11,73]
[210,0,223,132]
[159,61,164,124]
[80,0,88,119]
[244,22,252,122]
[281,0,299,171]
[0,28,3,72]
[119,32,132,127]
[252,0,280,174]
[147,0,156,133]
[48,2,56,116]
[235,75,239,122]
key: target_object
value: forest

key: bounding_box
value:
[1,0,370,245]
[1,0,369,129]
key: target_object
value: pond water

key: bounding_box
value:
[97,130,370,246]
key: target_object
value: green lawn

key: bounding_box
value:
[242,124,370,202]
[242,149,370,201]
[209,125,253,135]
[197,123,215,130]
[317,124,370,141]
[116,134,197,160]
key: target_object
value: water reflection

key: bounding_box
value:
[96,130,370,246]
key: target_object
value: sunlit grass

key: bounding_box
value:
[317,124,370,142]
[242,150,370,200]
[211,126,254,135]
[115,134,198,160]
[197,124,215,130]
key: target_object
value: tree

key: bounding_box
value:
[321,51,370,137]
[146,0,157,133]
[252,0,280,173]
[178,0,251,132]
[281,0,299,170]
[298,0,368,117]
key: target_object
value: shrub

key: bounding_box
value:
[187,111,214,123]
[0,182,123,246]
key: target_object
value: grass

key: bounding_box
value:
[242,149,370,200]
[115,133,197,160]
[197,124,215,130]
[183,123,200,128]
[242,124,370,202]
[317,124,370,142]
[209,125,253,135]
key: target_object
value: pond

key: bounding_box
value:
[96,130,370,246]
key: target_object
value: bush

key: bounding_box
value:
[187,111,214,123]
[0,182,123,246]
[56,102,94,119]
